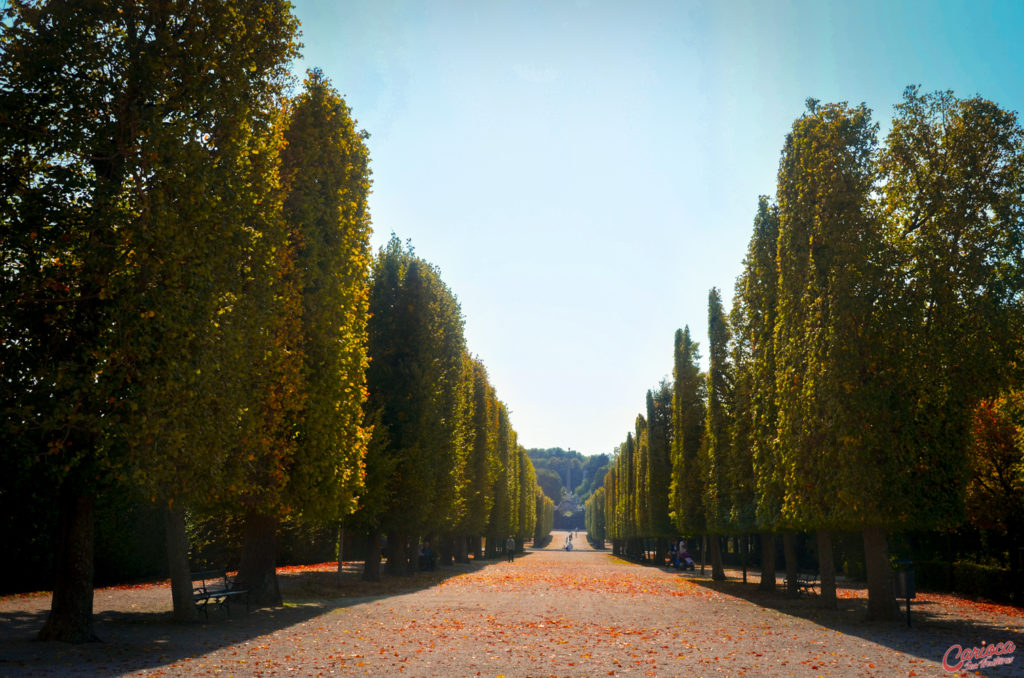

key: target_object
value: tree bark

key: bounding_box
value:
[362,531,382,582]
[817,529,837,609]
[237,511,281,606]
[863,525,899,620]
[741,534,748,584]
[38,483,98,642]
[456,535,469,564]
[783,531,799,597]
[470,535,482,561]
[709,535,726,581]
[165,505,198,622]
[700,534,707,575]
[438,536,454,567]
[336,524,345,587]
[759,532,776,592]
[386,531,405,575]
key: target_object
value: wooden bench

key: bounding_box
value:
[787,571,819,595]
[191,569,249,619]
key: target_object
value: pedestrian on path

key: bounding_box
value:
[506,536,516,562]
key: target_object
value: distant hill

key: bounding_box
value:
[526,448,610,505]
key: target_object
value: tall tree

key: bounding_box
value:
[0,0,299,639]
[454,358,497,561]
[358,237,469,574]
[775,99,881,610]
[232,68,373,604]
[669,327,706,537]
[701,288,731,581]
[871,87,1024,616]
[281,68,372,526]
[733,197,781,591]
[645,382,675,561]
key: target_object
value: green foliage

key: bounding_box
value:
[733,198,781,530]
[774,99,883,530]
[585,486,606,542]
[517,448,537,541]
[280,68,372,522]
[534,486,555,543]
[875,87,1024,530]
[536,467,564,503]
[356,236,468,538]
[526,447,586,495]
[645,384,674,538]
[669,327,706,535]
[701,288,732,533]
[0,0,300,509]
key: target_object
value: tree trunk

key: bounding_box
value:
[237,511,281,606]
[655,538,667,567]
[700,534,707,575]
[759,532,776,592]
[387,531,407,575]
[439,536,454,567]
[470,536,482,561]
[456,535,469,564]
[165,505,198,622]
[863,525,898,620]
[783,531,799,597]
[336,524,345,587]
[362,531,382,582]
[38,484,97,643]
[741,534,748,584]
[709,535,726,581]
[817,529,837,609]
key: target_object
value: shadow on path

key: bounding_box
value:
[0,555,524,677]
[678,569,1024,670]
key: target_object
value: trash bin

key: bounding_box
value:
[895,559,915,627]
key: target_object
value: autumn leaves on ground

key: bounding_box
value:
[1,532,1021,678]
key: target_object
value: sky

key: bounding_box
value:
[289,0,1024,457]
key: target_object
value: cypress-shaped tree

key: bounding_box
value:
[669,327,706,538]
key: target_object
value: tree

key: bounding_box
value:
[0,0,299,639]
[535,485,555,545]
[732,197,781,591]
[645,382,674,561]
[486,401,521,552]
[701,288,731,581]
[585,487,606,546]
[633,414,651,543]
[358,237,468,575]
[232,68,373,604]
[458,358,498,561]
[536,467,563,503]
[873,87,1024,614]
[669,327,706,537]
[516,448,538,547]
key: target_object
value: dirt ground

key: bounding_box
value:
[1,530,1022,677]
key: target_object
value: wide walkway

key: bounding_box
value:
[1,531,1020,676]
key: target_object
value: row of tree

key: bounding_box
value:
[591,88,1024,619]
[350,237,547,579]
[0,0,550,643]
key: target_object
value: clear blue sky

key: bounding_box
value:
[290,0,1024,457]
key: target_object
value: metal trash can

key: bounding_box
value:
[895,559,915,626]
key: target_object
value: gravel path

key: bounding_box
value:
[1,531,1021,677]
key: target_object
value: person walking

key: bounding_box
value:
[506,536,516,562]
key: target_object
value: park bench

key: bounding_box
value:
[787,571,819,596]
[191,569,249,619]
